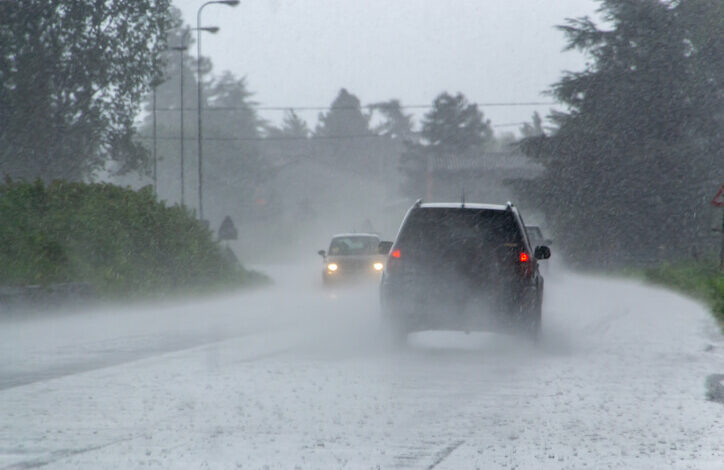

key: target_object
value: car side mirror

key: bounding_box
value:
[317,250,326,257]
[378,241,393,254]
[534,245,551,260]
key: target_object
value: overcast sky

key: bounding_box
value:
[172,0,601,135]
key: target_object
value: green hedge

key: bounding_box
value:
[0,180,264,296]
[644,261,724,328]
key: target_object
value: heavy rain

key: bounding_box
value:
[1,1,723,468]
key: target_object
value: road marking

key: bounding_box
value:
[427,440,465,469]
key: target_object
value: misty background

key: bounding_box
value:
[1,0,722,268]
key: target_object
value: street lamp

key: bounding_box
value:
[197,0,240,222]
[171,26,217,207]
[170,40,187,206]
[151,79,158,195]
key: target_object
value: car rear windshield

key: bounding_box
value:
[328,236,379,256]
[396,208,523,252]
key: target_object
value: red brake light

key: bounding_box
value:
[519,252,529,262]
[391,249,401,259]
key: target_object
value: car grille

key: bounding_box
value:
[339,259,371,272]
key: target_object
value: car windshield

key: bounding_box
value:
[328,236,379,256]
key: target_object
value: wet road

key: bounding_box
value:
[1,265,723,469]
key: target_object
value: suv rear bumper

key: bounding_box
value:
[381,276,538,333]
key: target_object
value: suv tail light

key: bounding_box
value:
[386,249,402,273]
[518,251,533,278]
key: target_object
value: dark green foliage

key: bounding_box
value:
[519,112,544,138]
[0,0,173,181]
[370,100,414,140]
[202,73,270,224]
[513,0,723,266]
[312,89,380,174]
[644,261,724,329]
[0,180,262,295]
[267,110,310,139]
[401,92,493,197]
[419,93,493,155]
[315,89,372,138]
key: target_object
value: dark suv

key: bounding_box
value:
[380,201,550,341]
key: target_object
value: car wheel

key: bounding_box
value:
[511,288,540,341]
[525,292,542,341]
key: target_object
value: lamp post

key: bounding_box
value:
[150,59,165,196]
[152,83,157,194]
[170,41,187,205]
[196,0,240,222]
[171,27,217,207]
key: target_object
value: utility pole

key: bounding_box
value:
[179,46,185,206]
[172,27,212,207]
[171,36,188,206]
[152,85,157,195]
[197,0,240,222]
[426,153,433,200]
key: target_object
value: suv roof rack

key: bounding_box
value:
[414,198,423,208]
[505,201,515,211]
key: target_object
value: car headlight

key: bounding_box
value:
[327,263,338,272]
[373,262,384,271]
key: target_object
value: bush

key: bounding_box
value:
[644,261,724,328]
[0,179,264,296]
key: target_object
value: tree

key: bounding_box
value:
[520,112,544,138]
[267,109,310,139]
[401,92,493,197]
[313,88,379,173]
[315,88,371,138]
[421,93,492,154]
[513,0,724,266]
[370,100,414,140]
[0,0,173,181]
[203,72,270,225]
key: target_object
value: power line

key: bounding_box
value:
[153,102,556,112]
[139,122,528,143]
[141,134,399,143]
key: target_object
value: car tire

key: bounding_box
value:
[525,291,542,341]
[511,287,541,341]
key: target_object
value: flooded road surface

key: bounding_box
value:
[1,265,723,469]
